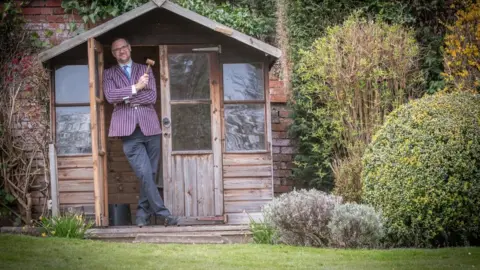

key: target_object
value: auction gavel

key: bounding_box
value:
[145,58,155,75]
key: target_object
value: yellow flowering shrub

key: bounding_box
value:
[442,1,480,91]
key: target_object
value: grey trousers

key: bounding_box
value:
[122,127,171,222]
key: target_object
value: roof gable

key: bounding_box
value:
[38,0,281,62]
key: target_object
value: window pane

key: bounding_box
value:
[223,63,264,101]
[225,104,265,151]
[169,54,210,100]
[55,65,90,103]
[172,104,211,151]
[56,107,91,155]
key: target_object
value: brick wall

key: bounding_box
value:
[22,0,84,47]
[269,78,297,195]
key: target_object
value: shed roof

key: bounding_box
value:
[38,0,281,62]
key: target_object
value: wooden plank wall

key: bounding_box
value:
[170,155,215,217]
[219,40,273,225]
[223,154,273,224]
[56,156,95,216]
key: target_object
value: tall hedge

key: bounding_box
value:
[290,14,423,191]
[362,92,480,247]
[285,0,466,190]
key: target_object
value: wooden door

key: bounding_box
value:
[88,38,109,226]
[160,45,223,221]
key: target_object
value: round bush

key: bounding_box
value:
[262,189,342,247]
[328,203,384,248]
[362,92,480,247]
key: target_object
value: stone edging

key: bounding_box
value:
[0,226,43,236]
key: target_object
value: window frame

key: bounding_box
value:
[168,52,214,153]
[52,64,92,157]
[222,62,268,153]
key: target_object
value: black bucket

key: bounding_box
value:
[108,204,132,226]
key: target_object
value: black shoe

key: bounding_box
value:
[136,218,149,228]
[164,215,179,226]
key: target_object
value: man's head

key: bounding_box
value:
[111,38,131,64]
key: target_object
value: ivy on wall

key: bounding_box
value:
[174,0,275,41]
[60,0,276,41]
[61,0,148,24]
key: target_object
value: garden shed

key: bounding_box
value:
[38,0,281,227]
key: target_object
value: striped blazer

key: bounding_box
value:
[103,62,161,137]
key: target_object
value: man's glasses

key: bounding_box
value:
[112,45,129,53]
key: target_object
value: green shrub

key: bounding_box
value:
[263,189,342,247]
[248,213,277,245]
[328,203,385,248]
[362,92,480,247]
[0,188,16,222]
[290,13,423,191]
[38,212,94,239]
[285,0,467,94]
[331,141,364,203]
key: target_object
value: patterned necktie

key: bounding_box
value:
[123,65,130,81]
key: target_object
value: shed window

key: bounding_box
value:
[54,65,91,155]
[223,63,265,152]
[169,54,212,151]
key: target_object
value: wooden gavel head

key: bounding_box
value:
[145,58,155,74]
[146,58,155,67]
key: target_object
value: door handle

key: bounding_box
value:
[162,117,171,127]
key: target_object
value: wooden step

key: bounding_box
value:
[134,234,226,244]
[88,224,249,236]
[86,225,252,243]
[133,232,251,244]
[88,229,252,239]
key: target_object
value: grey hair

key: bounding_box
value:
[111,37,130,46]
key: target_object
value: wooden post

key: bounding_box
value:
[48,144,59,217]
[88,38,104,226]
[159,45,173,213]
[95,39,109,226]
[264,59,274,204]
[209,52,223,216]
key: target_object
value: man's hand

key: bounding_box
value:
[135,74,149,91]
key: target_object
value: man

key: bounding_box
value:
[103,37,178,227]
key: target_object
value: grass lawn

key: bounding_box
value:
[0,234,478,270]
